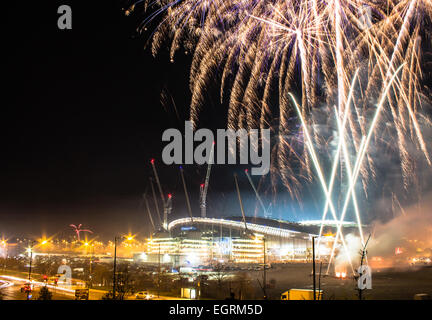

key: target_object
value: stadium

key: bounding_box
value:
[137,216,360,267]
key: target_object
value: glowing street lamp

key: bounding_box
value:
[80,240,95,288]
[124,233,136,242]
[37,235,54,249]
[112,235,129,299]
[1,239,7,253]
[26,240,37,300]
[1,239,8,266]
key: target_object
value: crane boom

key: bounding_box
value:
[180,166,194,222]
[200,142,214,217]
[245,169,271,218]
[150,159,165,206]
[164,193,173,230]
[234,173,248,231]
[150,159,172,230]
[143,193,155,231]
[150,177,162,227]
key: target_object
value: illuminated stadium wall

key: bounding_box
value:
[136,217,319,265]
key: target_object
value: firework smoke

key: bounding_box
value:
[124,1,432,268]
[368,193,432,267]
[130,0,432,205]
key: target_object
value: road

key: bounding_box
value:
[1,275,187,300]
[246,263,432,299]
[0,278,73,300]
[126,293,188,300]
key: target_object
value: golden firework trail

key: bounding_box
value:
[133,0,431,187]
[324,64,405,273]
[129,0,432,270]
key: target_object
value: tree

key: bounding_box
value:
[158,272,176,293]
[35,259,55,277]
[354,234,371,300]
[115,265,134,300]
[100,263,135,300]
[232,272,254,300]
[38,286,52,300]
[305,248,312,262]
[92,264,111,287]
[101,291,114,300]
[213,263,228,289]
[131,271,153,291]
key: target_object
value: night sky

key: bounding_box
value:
[2,1,182,238]
[2,1,290,240]
[2,1,431,240]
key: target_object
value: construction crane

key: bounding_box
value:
[165,193,173,230]
[143,193,155,231]
[199,142,214,218]
[234,173,248,231]
[149,177,162,227]
[179,166,194,222]
[150,158,172,230]
[244,169,272,219]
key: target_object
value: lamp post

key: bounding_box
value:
[1,240,7,271]
[113,235,128,299]
[263,237,267,300]
[113,237,118,300]
[158,242,161,298]
[27,240,35,300]
[84,242,94,288]
[312,236,317,301]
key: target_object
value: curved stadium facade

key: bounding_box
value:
[137,216,346,265]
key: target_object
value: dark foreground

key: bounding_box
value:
[251,263,432,300]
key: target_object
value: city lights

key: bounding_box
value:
[1,0,432,304]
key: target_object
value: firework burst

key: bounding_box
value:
[128,0,432,251]
[132,0,431,201]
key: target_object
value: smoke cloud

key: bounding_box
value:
[368,194,432,266]
[333,192,432,271]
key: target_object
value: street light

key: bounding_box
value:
[263,236,267,300]
[27,240,36,300]
[112,235,128,300]
[312,236,316,301]
[80,238,95,288]
[37,236,53,252]
[88,243,94,289]
[1,239,7,271]
[158,242,161,298]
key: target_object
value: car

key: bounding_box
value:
[135,291,153,300]
[411,257,432,266]
[20,282,33,293]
